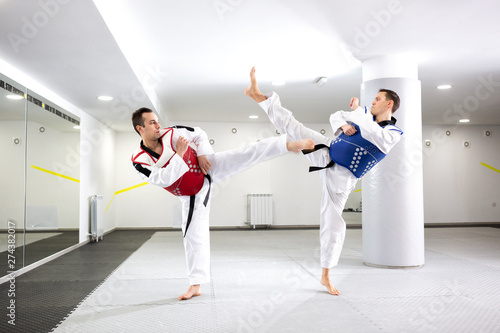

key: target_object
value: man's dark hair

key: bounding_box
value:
[379,89,400,113]
[132,107,154,135]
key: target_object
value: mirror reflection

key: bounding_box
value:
[0,73,26,274]
[0,72,80,277]
[24,90,80,267]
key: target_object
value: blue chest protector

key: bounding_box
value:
[329,123,386,178]
[303,122,398,178]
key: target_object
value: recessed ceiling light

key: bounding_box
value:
[73,125,81,129]
[437,85,452,90]
[6,94,23,100]
[316,77,328,87]
[249,115,259,119]
[97,95,113,101]
[459,119,470,123]
[271,81,286,86]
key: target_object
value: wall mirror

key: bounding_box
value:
[1,72,80,278]
[0,72,27,275]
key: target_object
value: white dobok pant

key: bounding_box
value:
[259,95,353,269]
[179,135,288,285]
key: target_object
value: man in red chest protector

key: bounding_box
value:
[131,108,314,300]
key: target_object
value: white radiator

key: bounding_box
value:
[247,194,273,228]
[90,195,104,242]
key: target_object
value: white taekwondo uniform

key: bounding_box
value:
[132,125,288,285]
[259,92,403,268]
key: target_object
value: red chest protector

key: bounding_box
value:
[164,146,205,196]
[132,128,206,197]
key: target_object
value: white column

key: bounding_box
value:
[361,55,425,268]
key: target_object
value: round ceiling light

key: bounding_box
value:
[97,95,113,101]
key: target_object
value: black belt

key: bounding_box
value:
[302,144,336,172]
[184,174,212,237]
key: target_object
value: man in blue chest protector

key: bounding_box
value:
[245,67,403,295]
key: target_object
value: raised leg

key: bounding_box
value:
[209,134,312,184]
[246,68,331,147]
[245,67,267,103]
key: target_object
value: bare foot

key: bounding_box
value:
[321,268,340,295]
[320,276,341,295]
[245,67,267,103]
[287,138,315,153]
[178,284,201,301]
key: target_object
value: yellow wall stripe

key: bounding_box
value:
[481,162,500,174]
[481,162,500,173]
[105,195,116,214]
[105,182,149,213]
[355,189,362,193]
[114,182,149,195]
[31,165,80,183]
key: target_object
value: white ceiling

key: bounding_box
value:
[1,0,500,132]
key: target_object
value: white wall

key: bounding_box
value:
[422,125,500,223]
[78,114,117,240]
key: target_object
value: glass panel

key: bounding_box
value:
[25,89,80,267]
[0,72,27,277]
